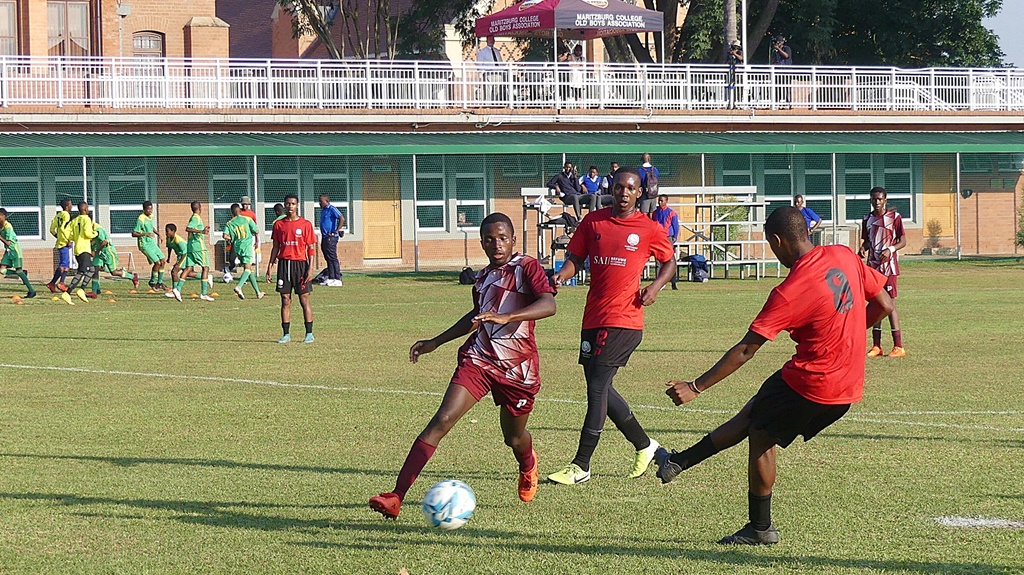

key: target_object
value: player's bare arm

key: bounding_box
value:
[666,330,768,405]
[550,252,584,287]
[475,292,556,325]
[410,308,480,363]
[640,256,676,306]
[878,233,907,263]
[866,288,895,327]
[266,242,280,281]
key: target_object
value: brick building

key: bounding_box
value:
[0,0,228,59]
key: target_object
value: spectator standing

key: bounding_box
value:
[860,187,907,358]
[727,43,743,109]
[318,194,345,287]
[476,36,505,104]
[794,195,821,240]
[770,35,792,106]
[653,195,680,290]
[547,161,588,219]
[638,153,660,215]
[569,44,586,104]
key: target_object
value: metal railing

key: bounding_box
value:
[1,56,1022,112]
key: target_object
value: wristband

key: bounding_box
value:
[687,381,702,395]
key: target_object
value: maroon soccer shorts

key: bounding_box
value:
[884,275,898,299]
[450,363,538,417]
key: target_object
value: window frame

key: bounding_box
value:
[0,175,42,240]
[106,160,151,238]
[310,173,351,235]
[0,0,17,57]
[47,0,92,57]
[132,30,164,58]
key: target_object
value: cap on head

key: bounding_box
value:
[240,196,251,204]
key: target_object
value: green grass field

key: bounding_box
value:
[2,259,1023,574]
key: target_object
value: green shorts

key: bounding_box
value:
[1,246,23,269]
[182,249,208,268]
[140,242,164,265]
[93,252,119,273]
[234,249,254,265]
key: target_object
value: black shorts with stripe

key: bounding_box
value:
[276,259,312,295]
[748,370,850,448]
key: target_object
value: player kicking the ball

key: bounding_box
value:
[654,207,894,545]
[369,213,556,519]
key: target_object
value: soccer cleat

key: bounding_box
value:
[164,291,176,298]
[75,288,89,303]
[85,292,98,299]
[256,291,265,300]
[200,294,215,302]
[25,291,37,299]
[277,334,291,344]
[233,286,245,300]
[131,275,140,289]
[654,447,683,484]
[718,523,780,546]
[518,450,539,502]
[57,282,68,292]
[887,346,907,358]
[46,282,57,293]
[172,288,183,303]
[866,346,884,357]
[629,439,660,479]
[303,333,315,344]
[547,463,591,485]
[60,292,74,305]
[369,492,402,519]
[155,283,168,291]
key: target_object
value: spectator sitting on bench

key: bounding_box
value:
[547,161,593,219]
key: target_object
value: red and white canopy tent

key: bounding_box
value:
[475,0,666,62]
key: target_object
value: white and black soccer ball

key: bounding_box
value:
[222,272,234,284]
[422,479,475,530]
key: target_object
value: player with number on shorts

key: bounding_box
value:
[369,213,556,520]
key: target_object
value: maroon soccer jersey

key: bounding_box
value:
[456,254,555,388]
[565,208,675,331]
[749,245,887,405]
[862,209,904,276]
[272,217,316,261]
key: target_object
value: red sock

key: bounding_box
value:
[872,328,882,347]
[892,330,903,347]
[513,436,535,472]
[394,437,437,500]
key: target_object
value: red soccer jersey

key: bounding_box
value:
[862,209,904,276]
[566,208,675,331]
[457,254,556,387]
[240,208,258,222]
[749,245,887,405]
[272,217,316,261]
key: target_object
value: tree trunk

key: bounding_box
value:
[624,33,656,64]
[602,36,632,63]
[723,0,737,63]
[747,0,781,64]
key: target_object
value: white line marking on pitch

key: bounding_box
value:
[935,516,1024,529]
[3,364,1024,431]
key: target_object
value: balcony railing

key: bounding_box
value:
[0,56,1022,112]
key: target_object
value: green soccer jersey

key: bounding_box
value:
[168,233,187,258]
[0,221,18,246]
[275,214,286,222]
[91,225,117,261]
[224,215,259,256]
[186,214,207,255]
[134,213,157,250]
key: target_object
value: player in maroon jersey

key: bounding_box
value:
[369,213,557,520]
[860,187,907,358]
[546,167,676,486]
[655,207,893,545]
[267,194,317,344]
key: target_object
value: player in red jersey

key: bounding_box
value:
[369,213,557,519]
[860,186,907,358]
[546,167,676,486]
[267,194,317,344]
[654,207,894,545]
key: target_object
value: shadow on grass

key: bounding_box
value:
[0,452,512,481]
[361,271,461,284]
[291,536,1021,575]
[3,335,260,344]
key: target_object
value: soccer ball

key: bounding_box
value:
[422,480,476,530]
[222,272,234,284]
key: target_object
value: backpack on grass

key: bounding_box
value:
[459,267,475,285]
